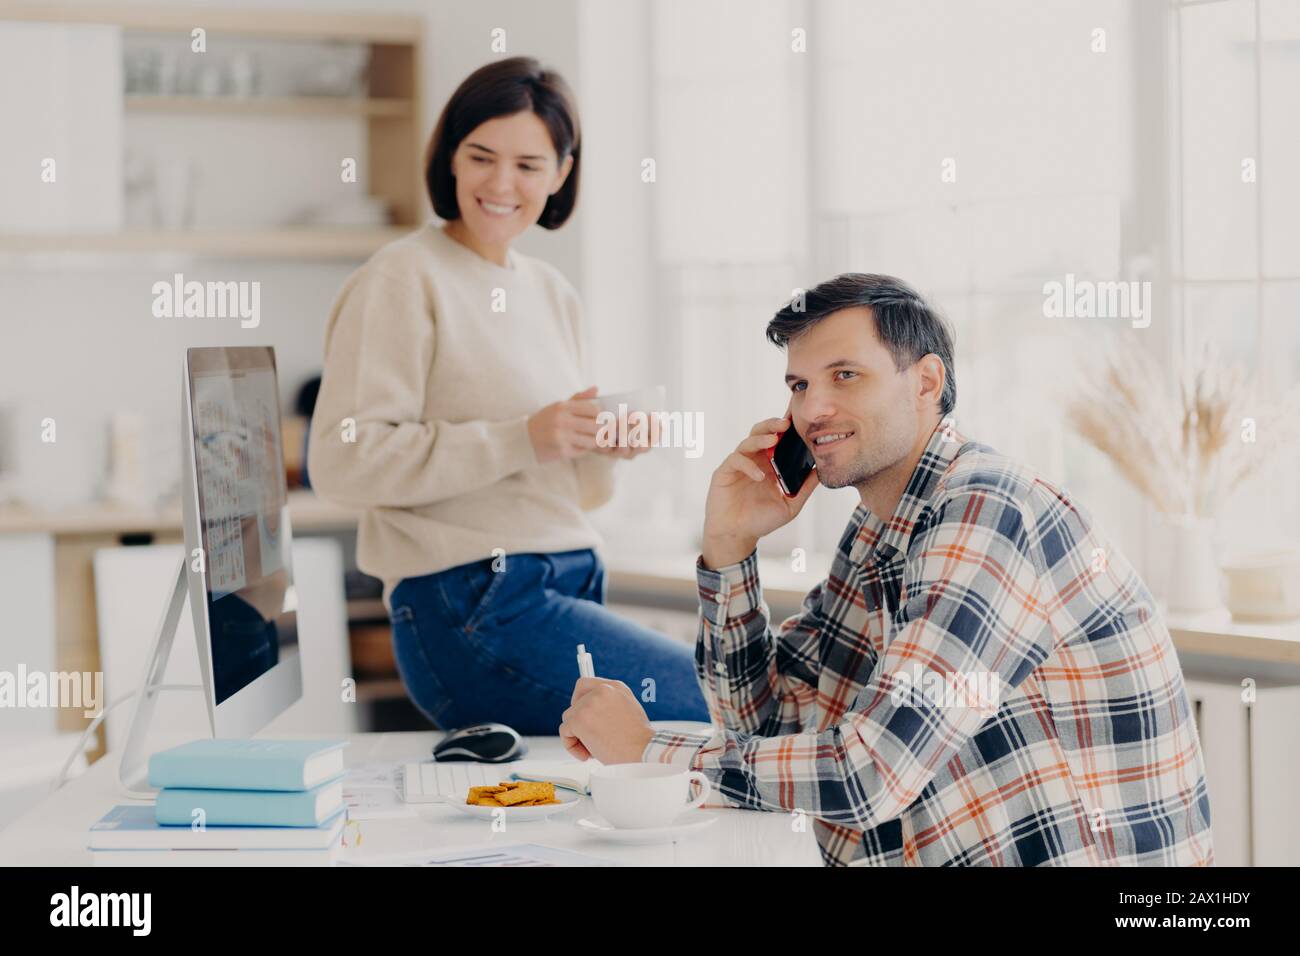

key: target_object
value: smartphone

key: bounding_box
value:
[766,425,815,497]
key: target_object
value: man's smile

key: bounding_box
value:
[808,428,856,453]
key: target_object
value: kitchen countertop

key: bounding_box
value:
[0,488,359,536]
[4,491,1297,671]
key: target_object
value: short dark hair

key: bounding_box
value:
[767,273,957,416]
[425,57,580,230]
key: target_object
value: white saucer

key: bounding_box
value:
[575,810,719,845]
[449,787,582,821]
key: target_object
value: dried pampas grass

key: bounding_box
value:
[1067,340,1300,518]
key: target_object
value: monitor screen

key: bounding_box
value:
[186,347,299,707]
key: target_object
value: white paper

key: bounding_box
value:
[340,843,618,867]
[344,763,404,790]
[342,762,414,820]
[342,787,415,821]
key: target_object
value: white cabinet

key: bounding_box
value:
[0,23,123,233]
[0,533,57,737]
[1170,676,1300,866]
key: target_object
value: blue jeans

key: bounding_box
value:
[388,549,709,735]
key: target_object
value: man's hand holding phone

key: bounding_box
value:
[701,415,817,570]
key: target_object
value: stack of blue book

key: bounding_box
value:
[89,739,350,867]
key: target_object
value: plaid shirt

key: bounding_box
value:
[643,423,1214,866]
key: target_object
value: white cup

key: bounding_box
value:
[593,385,666,417]
[588,763,710,829]
[593,386,666,451]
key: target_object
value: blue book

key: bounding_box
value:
[155,778,345,828]
[89,805,347,851]
[147,739,349,792]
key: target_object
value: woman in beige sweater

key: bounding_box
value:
[308,58,708,735]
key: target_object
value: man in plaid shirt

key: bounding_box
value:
[560,273,1214,867]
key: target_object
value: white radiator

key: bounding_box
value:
[1176,677,1299,866]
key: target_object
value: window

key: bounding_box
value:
[588,0,1298,572]
[1172,0,1300,549]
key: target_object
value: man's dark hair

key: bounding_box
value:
[766,273,956,416]
[425,57,580,230]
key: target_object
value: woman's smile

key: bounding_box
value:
[477,198,520,218]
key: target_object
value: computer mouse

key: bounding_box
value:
[432,723,528,763]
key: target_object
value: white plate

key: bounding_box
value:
[574,810,720,845]
[449,787,582,821]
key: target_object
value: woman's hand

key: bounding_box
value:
[591,409,658,460]
[528,386,602,464]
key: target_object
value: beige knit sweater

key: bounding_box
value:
[308,224,615,607]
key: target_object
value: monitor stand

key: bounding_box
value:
[117,555,203,796]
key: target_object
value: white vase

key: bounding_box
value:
[1159,514,1224,614]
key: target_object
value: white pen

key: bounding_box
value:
[576,643,595,679]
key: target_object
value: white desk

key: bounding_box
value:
[0,732,821,867]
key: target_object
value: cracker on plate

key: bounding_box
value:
[465,780,560,807]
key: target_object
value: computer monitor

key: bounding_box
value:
[119,346,302,792]
[183,345,302,732]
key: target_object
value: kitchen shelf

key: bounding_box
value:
[0,226,412,259]
[354,678,408,704]
[347,598,388,622]
[125,94,413,118]
[0,2,426,258]
[0,4,423,44]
